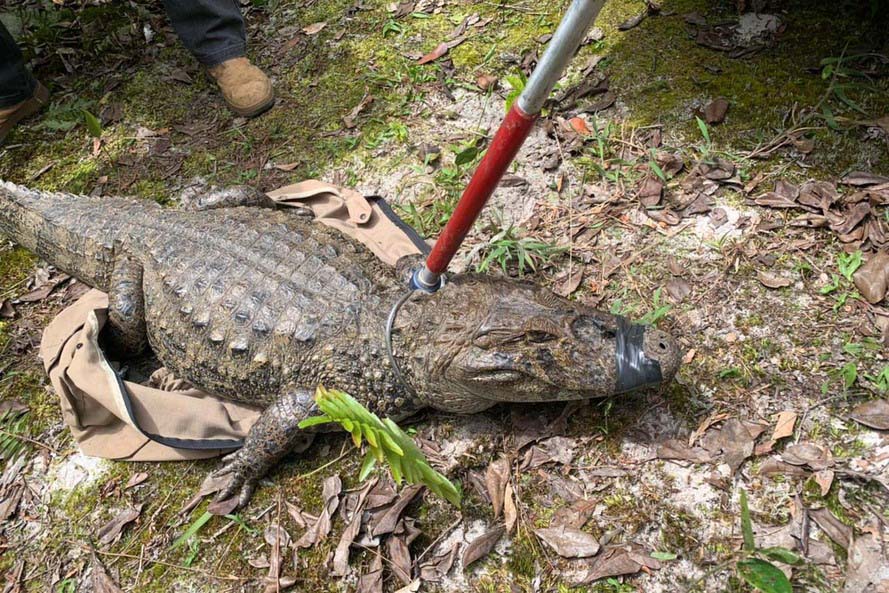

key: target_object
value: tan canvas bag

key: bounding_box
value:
[39,181,428,461]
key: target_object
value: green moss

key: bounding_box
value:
[660,508,702,554]
[598,0,889,177]
[0,247,36,286]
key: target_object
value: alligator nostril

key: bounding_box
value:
[659,341,668,351]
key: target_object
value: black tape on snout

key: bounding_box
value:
[614,317,663,393]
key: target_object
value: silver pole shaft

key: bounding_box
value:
[517,0,606,115]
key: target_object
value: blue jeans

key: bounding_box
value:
[0,0,246,108]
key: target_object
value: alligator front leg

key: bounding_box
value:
[211,387,318,508]
[103,255,147,357]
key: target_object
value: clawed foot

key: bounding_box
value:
[208,449,263,511]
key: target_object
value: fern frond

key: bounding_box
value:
[298,385,462,507]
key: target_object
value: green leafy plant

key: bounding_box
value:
[171,510,213,549]
[82,110,102,138]
[820,250,863,310]
[638,288,671,326]
[299,386,462,507]
[0,407,30,463]
[840,362,858,389]
[381,18,405,36]
[476,226,564,276]
[865,366,889,392]
[819,52,877,126]
[33,98,93,132]
[734,489,799,593]
[504,73,527,112]
[695,115,712,154]
[837,250,863,281]
[648,149,667,183]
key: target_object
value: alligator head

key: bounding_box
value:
[396,275,681,411]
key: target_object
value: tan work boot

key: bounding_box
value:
[207,57,274,118]
[0,82,49,144]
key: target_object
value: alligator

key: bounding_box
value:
[0,181,681,507]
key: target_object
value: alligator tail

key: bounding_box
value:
[0,181,152,290]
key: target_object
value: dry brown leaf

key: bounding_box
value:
[757,270,792,289]
[656,152,684,178]
[782,442,833,470]
[853,251,889,304]
[618,12,646,30]
[302,21,327,35]
[0,487,23,522]
[295,475,341,547]
[689,412,731,447]
[0,400,27,416]
[393,580,421,593]
[535,525,600,558]
[637,175,664,207]
[812,469,834,496]
[343,95,374,129]
[700,158,735,181]
[387,528,413,584]
[419,542,459,582]
[849,399,889,430]
[841,171,889,187]
[462,525,505,569]
[503,482,517,534]
[830,202,871,235]
[124,472,148,490]
[656,439,711,463]
[756,411,797,455]
[357,554,383,593]
[644,208,681,226]
[700,418,755,473]
[370,484,423,537]
[576,547,643,584]
[810,507,852,549]
[567,117,591,135]
[418,42,449,64]
[91,553,124,593]
[365,480,398,509]
[485,456,509,519]
[704,97,729,124]
[97,506,142,545]
[554,264,584,297]
[553,498,597,529]
[273,162,300,172]
[208,495,239,516]
[332,479,375,576]
[665,278,691,303]
[758,458,810,478]
[16,273,70,303]
[476,74,497,91]
[844,533,889,592]
[0,300,15,319]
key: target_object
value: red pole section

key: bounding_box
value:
[425,104,538,275]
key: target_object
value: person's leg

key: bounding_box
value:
[0,20,37,108]
[0,20,48,142]
[161,0,274,117]
[161,0,246,67]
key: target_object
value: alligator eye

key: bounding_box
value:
[526,331,557,343]
[474,330,523,349]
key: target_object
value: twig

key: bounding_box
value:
[291,440,353,483]
[0,427,60,455]
[67,542,252,581]
[415,516,463,564]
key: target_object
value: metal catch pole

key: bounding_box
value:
[412,0,606,291]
